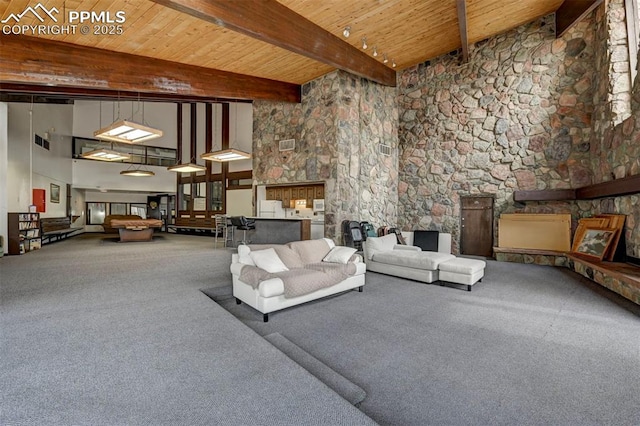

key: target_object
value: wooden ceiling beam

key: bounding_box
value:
[149,0,397,87]
[456,0,469,63]
[556,0,604,38]
[0,36,300,103]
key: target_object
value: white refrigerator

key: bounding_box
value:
[258,200,286,218]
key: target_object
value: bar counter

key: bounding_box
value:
[232,218,311,245]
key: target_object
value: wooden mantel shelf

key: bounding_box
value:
[514,174,640,202]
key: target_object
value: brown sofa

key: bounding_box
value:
[102,215,142,233]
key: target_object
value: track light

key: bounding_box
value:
[392,59,397,68]
[383,54,389,64]
[343,26,350,38]
[373,46,378,57]
[362,37,367,50]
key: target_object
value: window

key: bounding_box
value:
[87,202,106,225]
[110,203,127,215]
[73,137,177,166]
[130,204,147,218]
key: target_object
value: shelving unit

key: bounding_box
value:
[7,212,41,255]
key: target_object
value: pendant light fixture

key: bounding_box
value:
[120,146,155,177]
[200,102,251,162]
[168,103,206,172]
[94,96,163,144]
[82,147,130,162]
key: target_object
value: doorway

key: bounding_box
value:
[460,196,494,257]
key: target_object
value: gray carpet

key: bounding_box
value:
[0,234,375,425]
[263,332,367,406]
[211,260,640,426]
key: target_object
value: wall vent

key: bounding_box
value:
[34,134,50,150]
[279,138,295,151]
[378,144,392,156]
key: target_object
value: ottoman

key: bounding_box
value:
[438,257,486,291]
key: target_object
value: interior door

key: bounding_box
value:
[460,196,494,257]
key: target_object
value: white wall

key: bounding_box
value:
[226,189,253,216]
[73,100,178,149]
[7,103,74,217]
[0,103,8,249]
[72,159,175,192]
[228,103,253,172]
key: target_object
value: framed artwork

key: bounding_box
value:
[574,228,616,261]
[50,183,60,203]
[571,217,610,252]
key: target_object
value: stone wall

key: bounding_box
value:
[253,71,398,242]
[591,0,634,181]
[397,15,596,253]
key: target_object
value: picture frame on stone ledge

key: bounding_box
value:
[574,228,617,261]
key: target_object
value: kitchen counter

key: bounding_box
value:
[232,218,311,245]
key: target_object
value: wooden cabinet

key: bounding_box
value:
[266,188,275,200]
[7,212,41,255]
[281,187,291,208]
[306,187,315,207]
[274,188,283,201]
[264,183,325,208]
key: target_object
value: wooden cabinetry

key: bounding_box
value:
[281,187,291,208]
[306,187,315,207]
[265,183,326,208]
[266,188,275,200]
[7,212,41,255]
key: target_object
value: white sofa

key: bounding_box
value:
[363,233,455,284]
[231,238,366,321]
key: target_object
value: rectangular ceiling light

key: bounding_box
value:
[94,119,163,144]
[81,148,131,162]
[167,163,207,173]
[200,148,252,162]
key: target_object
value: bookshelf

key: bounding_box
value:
[7,213,41,255]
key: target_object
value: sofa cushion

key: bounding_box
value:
[250,248,289,273]
[247,244,304,269]
[322,246,357,264]
[439,257,486,274]
[287,239,332,264]
[372,251,456,271]
[364,234,398,259]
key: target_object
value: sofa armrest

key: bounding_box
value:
[230,262,245,276]
[394,245,421,252]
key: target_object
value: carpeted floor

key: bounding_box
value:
[209,259,640,426]
[0,234,375,426]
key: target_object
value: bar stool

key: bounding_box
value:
[214,214,227,248]
[230,216,255,246]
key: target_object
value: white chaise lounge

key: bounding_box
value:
[363,233,486,290]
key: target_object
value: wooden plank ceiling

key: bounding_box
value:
[0,0,580,102]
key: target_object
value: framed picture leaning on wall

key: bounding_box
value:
[574,228,617,261]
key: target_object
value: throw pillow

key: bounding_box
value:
[365,234,397,255]
[249,248,289,273]
[237,244,255,266]
[322,246,357,264]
